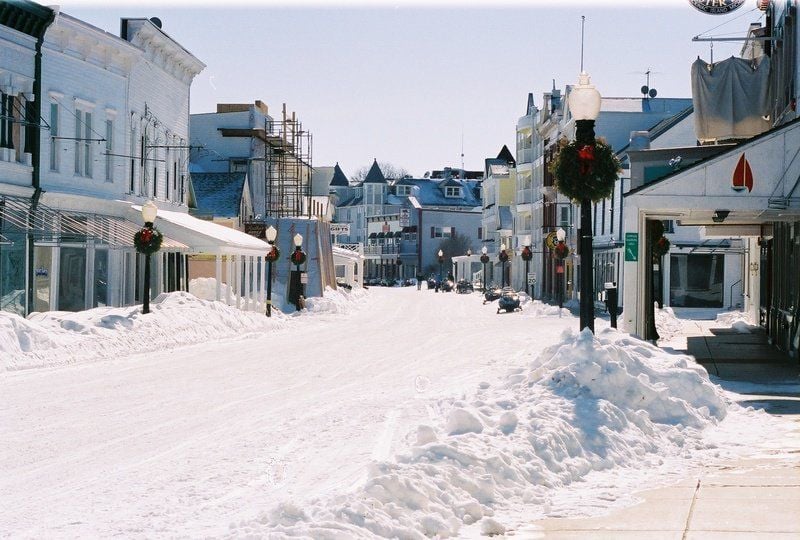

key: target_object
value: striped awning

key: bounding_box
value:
[0,195,187,250]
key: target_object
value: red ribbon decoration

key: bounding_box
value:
[577,144,595,176]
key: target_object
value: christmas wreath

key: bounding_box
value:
[553,242,570,260]
[265,245,280,263]
[550,137,621,202]
[653,236,671,258]
[290,248,307,266]
[480,254,489,264]
[134,226,163,255]
[498,250,509,263]
[520,246,533,262]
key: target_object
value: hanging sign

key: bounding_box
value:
[688,0,745,15]
[732,153,754,192]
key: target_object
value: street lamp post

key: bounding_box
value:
[556,228,567,310]
[521,235,532,298]
[466,249,472,284]
[265,225,278,317]
[498,242,509,287]
[290,233,306,309]
[568,71,602,333]
[437,249,444,283]
[480,246,489,291]
[396,257,402,282]
[137,200,160,315]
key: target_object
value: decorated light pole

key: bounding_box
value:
[396,257,402,282]
[480,246,489,291]
[290,233,306,309]
[521,235,532,297]
[437,249,444,283]
[265,225,278,317]
[135,200,162,315]
[498,243,509,287]
[552,70,618,332]
[554,228,569,310]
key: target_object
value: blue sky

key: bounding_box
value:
[55,1,759,178]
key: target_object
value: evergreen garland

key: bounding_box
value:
[266,245,280,263]
[550,137,621,202]
[134,226,163,255]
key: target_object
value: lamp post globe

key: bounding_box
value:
[291,233,305,310]
[568,71,601,334]
[437,249,444,283]
[498,242,509,288]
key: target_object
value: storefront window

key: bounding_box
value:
[58,247,86,311]
[0,233,26,316]
[33,246,53,313]
[670,253,724,307]
[94,249,108,307]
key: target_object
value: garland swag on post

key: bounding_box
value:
[134,226,163,255]
[550,137,621,202]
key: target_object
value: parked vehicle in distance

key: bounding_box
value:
[497,287,521,313]
[483,284,502,303]
[456,279,473,294]
[440,279,455,292]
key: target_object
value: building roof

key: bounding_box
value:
[330,163,350,187]
[385,178,482,208]
[496,145,516,167]
[189,172,246,218]
[363,159,387,184]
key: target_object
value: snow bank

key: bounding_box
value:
[247,328,732,538]
[715,310,756,333]
[1,287,369,371]
[655,304,683,341]
[521,299,571,318]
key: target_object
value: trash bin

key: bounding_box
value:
[604,282,618,328]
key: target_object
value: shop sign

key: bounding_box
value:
[329,223,350,235]
[625,232,639,262]
[244,222,266,239]
[688,0,745,15]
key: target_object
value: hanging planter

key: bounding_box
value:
[653,236,671,258]
[134,226,163,255]
[553,242,570,260]
[550,137,621,202]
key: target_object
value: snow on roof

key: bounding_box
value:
[131,205,268,255]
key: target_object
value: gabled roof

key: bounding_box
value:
[384,178,482,208]
[189,172,247,218]
[438,178,464,188]
[330,163,349,187]
[363,159,387,184]
[496,145,516,167]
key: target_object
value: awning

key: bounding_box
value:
[0,195,187,250]
[368,232,378,239]
[394,231,402,237]
[131,206,270,256]
[377,232,385,238]
[401,225,418,233]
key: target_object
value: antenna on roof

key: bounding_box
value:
[460,129,465,172]
[640,68,658,99]
[580,15,585,72]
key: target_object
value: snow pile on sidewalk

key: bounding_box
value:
[1,292,286,371]
[250,328,731,538]
[655,304,684,341]
[303,286,369,315]
[520,299,571,318]
[715,310,756,333]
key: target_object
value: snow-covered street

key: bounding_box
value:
[0,287,795,538]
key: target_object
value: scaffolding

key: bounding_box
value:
[265,103,313,219]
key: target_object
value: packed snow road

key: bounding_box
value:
[0,287,570,538]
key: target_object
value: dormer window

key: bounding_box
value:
[445,186,461,198]
[396,185,412,196]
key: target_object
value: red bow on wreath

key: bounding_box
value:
[577,144,595,176]
[140,228,153,243]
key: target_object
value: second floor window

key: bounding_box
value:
[396,185,412,196]
[49,103,59,171]
[445,186,461,198]
[105,119,113,182]
[432,226,453,238]
[74,110,92,177]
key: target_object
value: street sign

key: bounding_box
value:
[329,223,350,236]
[624,232,638,262]
[300,272,308,284]
[527,272,536,285]
[545,231,558,250]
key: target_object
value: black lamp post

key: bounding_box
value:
[480,246,489,291]
[498,242,509,287]
[521,235,532,297]
[396,257,402,281]
[139,200,159,315]
[437,249,444,283]
[290,232,306,309]
[265,225,278,317]
[568,71,602,333]
[555,227,567,310]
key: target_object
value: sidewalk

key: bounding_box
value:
[516,320,800,539]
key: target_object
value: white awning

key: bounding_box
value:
[130,206,269,256]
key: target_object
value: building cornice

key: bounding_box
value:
[124,19,205,84]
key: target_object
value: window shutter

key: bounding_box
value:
[451,226,455,238]
[431,226,435,238]
[478,227,482,239]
